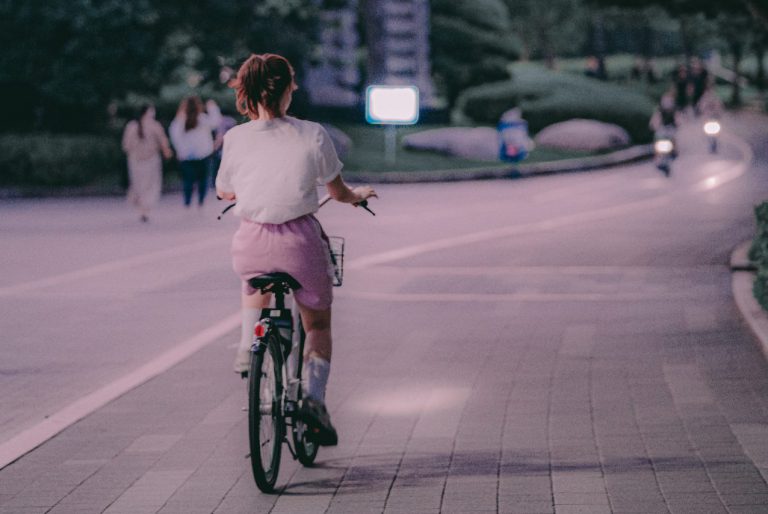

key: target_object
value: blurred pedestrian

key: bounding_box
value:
[672,63,689,113]
[689,57,710,116]
[169,96,221,208]
[121,104,173,222]
[585,56,606,80]
[645,58,658,84]
[649,90,680,133]
[209,100,237,189]
[697,78,723,119]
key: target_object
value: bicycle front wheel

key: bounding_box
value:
[248,332,285,492]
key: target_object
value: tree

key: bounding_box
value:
[503,0,588,67]
[588,0,767,104]
[716,12,755,106]
[0,0,319,132]
[430,0,522,108]
[0,0,166,131]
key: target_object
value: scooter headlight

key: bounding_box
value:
[703,120,721,135]
[654,139,674,154]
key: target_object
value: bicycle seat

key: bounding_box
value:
[248,272,302,293]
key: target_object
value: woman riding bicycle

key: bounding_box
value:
[215,53,377,445]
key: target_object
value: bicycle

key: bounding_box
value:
[221,197,374,493]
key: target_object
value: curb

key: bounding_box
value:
[730,240,768,359]
[0,145,654,198]
[343,144,653,184]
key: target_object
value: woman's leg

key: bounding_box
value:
[179,161,194,207]
[234,291,271,373]
[196,158,210,206]
[296,303,332,402]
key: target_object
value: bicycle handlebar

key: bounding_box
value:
[318,194,376,216]
[218,194,375,219]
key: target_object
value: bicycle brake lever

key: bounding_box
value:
[217,203,236,220]
[356,199,376,216]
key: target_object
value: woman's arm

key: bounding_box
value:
[121,122,137,153]
[154,121,173,159]
[325,175,376,204]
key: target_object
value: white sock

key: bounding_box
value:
[305,356,330,403]
[234,307,260,371]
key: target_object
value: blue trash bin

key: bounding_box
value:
[498,119,529,162]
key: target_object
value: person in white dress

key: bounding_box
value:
[121,104,173,222]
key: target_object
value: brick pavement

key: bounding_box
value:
[2,263,768,514]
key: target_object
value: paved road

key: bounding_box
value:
[1,113,768,513]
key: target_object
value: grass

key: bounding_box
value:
[337,123,595,173]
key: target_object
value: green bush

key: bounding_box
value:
[0,133,123,187]
[458,63,656,143]
[431,0,521,107]
[749,201,768,311]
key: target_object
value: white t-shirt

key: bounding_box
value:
[169,111,220,161]
[215,117,343,224]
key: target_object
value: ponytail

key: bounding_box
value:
[233,53,295,119]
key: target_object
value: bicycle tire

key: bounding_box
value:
[291,318,319,466]
[248,332,285,492]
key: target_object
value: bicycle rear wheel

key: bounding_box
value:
[248,333,285,492]
[291,318,319,466]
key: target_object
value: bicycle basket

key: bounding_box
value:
[328,236,345,287]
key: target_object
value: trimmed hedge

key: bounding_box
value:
[458,63,656,143]
[0,133,123,187]
[749,201,768,311]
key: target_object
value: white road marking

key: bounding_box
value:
[0,311,240,470]
[336,290,702,303]
[346,195,671,270]
[347,133,753,270]
[364,264,722,276]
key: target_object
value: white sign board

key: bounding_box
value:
[365,85,419,125]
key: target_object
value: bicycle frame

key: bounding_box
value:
[235,194,374,490]
[251,283,308,461]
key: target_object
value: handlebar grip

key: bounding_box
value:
[356,199,376,216]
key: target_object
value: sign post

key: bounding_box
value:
[365,85,419,165]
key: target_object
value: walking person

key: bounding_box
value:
[689,57,710,116]
[216,53,377,445]
[169,96,221,208]
[673,63,689,114]
[209,100,237,189]
[121,104,173,222]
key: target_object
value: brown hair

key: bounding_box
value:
[132,104,152,139]
[233,53,295,119]
[182,96,204,131]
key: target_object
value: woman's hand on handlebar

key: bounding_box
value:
[217,190,236,201]
[351,186,377,215]
[352,186,377,205]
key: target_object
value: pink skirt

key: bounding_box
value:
[231,214,334,310]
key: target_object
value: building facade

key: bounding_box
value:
[305,0,435,108]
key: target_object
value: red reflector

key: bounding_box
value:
[254,323,266,338]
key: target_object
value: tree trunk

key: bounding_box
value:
[679,16,693,60]
[731,42,743,106]
[756,44,766,91]
[591,13,607,80]
[542,34,555,69]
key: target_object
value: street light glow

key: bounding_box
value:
[704,120,721,135]
[366,85,419,125]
